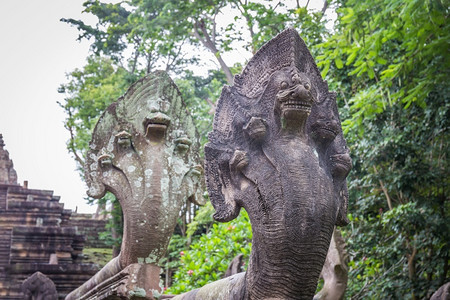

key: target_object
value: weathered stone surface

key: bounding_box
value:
[69,213,108,248]
[199,28,351,299]
[21,271,58,300]
[171,273,246,300]
[0,136,99,299]
[430,282,450,300]
[0,134,18,186]
[314,228,349,300]
[66,71,203,299]
[224,254,244,278]
[10,226,80,264]
[68,263,162,300]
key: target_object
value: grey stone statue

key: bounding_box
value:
[66,71,204,300]
[172,28,351,300]
[314,228,349,300]
[21,272,58,300]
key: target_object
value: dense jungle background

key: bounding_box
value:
[57,0,449,298]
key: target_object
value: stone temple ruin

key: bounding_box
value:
[0,134,102,299]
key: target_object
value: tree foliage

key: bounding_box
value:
[167,203,252,294]
[58,56,131,167]
[318,0,449,130]
[316,0,449,298]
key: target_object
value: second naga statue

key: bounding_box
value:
[66,71,204,300]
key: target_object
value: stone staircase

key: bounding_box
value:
[0,227,11,265]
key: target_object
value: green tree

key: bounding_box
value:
[317,0,449,298]
[62,0,193,75]
[167,203,252,294]
[58,56,131,168]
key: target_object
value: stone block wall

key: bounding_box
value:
[0,134,100,299]
[68,213,108,249]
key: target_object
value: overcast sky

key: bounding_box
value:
[0,0,96,213]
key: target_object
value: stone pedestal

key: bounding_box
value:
[74,264,162,300]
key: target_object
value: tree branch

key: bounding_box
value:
[67,127,84,167]
[63,109,85,168]
[212,7,219,44]
[192,19,234,84]
[166,40,186,72]
[199,19,218,52]
[234,0,256,53]
[205,97,216,115]
[373,166,393,210]
[130,37,142,74]
[193,20,214,51]
[321,0,329,15]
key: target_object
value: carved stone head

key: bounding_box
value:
[85,71,204,266]
[21,272,58,300]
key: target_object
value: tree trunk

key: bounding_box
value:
[215,52,234,84]
[192,19,234,85]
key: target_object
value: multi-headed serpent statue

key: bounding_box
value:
[173,28,352,300]
[66,71,204,300]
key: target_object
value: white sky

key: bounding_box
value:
[0,0,329,214]
[0,0,95,213]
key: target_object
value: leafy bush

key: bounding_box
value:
[167,205,252,294]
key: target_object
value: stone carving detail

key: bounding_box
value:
[224,254,245,278]
[66,71,204,299]
[0,134,18,185]
[200,28,351,299]
[314,228,349,300]
[21,271,58,300]
[430,282,450,300]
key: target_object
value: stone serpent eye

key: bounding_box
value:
[280,81,288,89]
[304,82,311,90]
[174,136,192,153]
[115,131,132,148]
[97,154,113,168]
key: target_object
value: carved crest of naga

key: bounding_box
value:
[66,71,204,300]
[199,28,352,299]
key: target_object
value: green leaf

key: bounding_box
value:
[335,58,344,69]
[376,57,387,65]
[321,62,330,78]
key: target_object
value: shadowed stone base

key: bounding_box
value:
[67,264,162,300]
[1,263,98,299]
[170,273,246,300]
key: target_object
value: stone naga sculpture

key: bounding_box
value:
[21,272,58,300]
[66,71,204,300]
[173,28,352,300]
